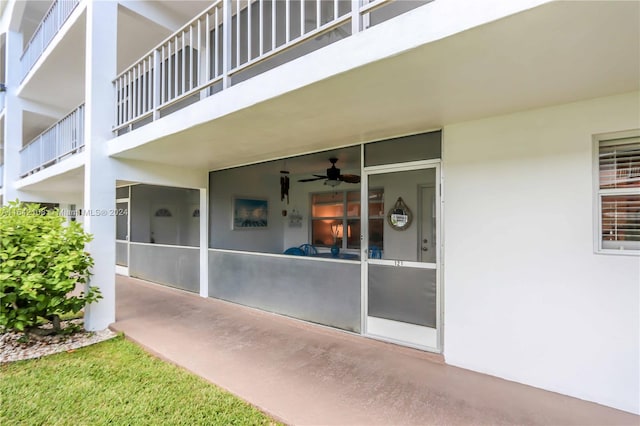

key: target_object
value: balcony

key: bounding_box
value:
[20,104,85,177]
[113,0,428,134]
[20,0,80,83]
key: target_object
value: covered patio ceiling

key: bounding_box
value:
[15,164,85,199]
[111,1,639,172]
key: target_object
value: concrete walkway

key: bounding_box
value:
[112,276,637,425]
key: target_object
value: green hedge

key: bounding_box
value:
[0,201,101,333]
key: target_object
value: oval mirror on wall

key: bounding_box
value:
[387,197,412,231]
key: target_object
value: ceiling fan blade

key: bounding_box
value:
[298,176,327,182]
[340,174,361,184]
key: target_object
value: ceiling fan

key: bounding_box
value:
[298,158,360,187]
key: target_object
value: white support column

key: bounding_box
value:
[199,186,209,298]
[2,30,24,204]
[83,1,118,331]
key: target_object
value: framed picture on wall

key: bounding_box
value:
[233,197,268,229]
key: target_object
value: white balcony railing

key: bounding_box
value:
[114,0,427,133]
[20,0,80,82]
[20,104,85,177]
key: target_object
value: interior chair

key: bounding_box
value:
[284,247,305,256]
[369,245,382,259]
[298,244,318,256]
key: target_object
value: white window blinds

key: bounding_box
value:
[598,137,640,252]
[599,139,640,189]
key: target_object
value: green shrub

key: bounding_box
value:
[0,201,101,334]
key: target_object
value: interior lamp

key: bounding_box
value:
[330,224,351,239]
[324,179,341,187]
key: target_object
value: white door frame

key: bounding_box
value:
[360,156,442,352]
[418,184,437,263]
[115,197,130,276]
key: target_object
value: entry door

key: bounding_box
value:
[363,164,441,351]
[151,204,177,245]
[115,199,130,268]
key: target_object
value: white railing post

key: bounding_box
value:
[222,0,232,89]
[199,16,208,100]
[57,0,62,34]
[38,135,43,171]
[351,0,361,34]
[153,49,161,120]
[55,121,60,163]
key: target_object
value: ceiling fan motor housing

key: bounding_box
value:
[327,168,339,180]
[327,158,340,180]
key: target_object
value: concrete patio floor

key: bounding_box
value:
[111,276,638,425]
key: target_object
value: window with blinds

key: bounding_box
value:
[597,136,640,253]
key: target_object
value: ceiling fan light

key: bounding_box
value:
[324,179,341,187]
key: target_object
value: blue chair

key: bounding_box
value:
[369,245,382,259]
[284,247,305,256]
[298,244,318,256]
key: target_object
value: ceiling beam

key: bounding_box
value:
[118,0,185,32]
[21,99,69,120]
[1,0,26,32]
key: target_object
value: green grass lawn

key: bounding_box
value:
[0,336,280,425]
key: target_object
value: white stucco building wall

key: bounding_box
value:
[442,91,640,414]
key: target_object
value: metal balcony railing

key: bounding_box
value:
[114,0,427,133]
[20,104,85,177]
[20,0,80,82]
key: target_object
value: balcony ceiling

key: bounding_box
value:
[19,12,85,112]
[155,1,211,22]
[110,1,637,171]
[116,1,223,74]
[23,110,56,145]
[18,165,84,196]
[18,0,53,46]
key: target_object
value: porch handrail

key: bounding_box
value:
[19,103,85,177]
[20,0,80,82]
[113,0,404,133]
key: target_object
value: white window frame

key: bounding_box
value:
[593,130,640,255]
[309,189,361,251]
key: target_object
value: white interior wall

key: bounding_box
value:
[210,161,365,254]
[209,164,284,253]
[442,91,640,414]
[282,174,317,250]
[130,184,199,246]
